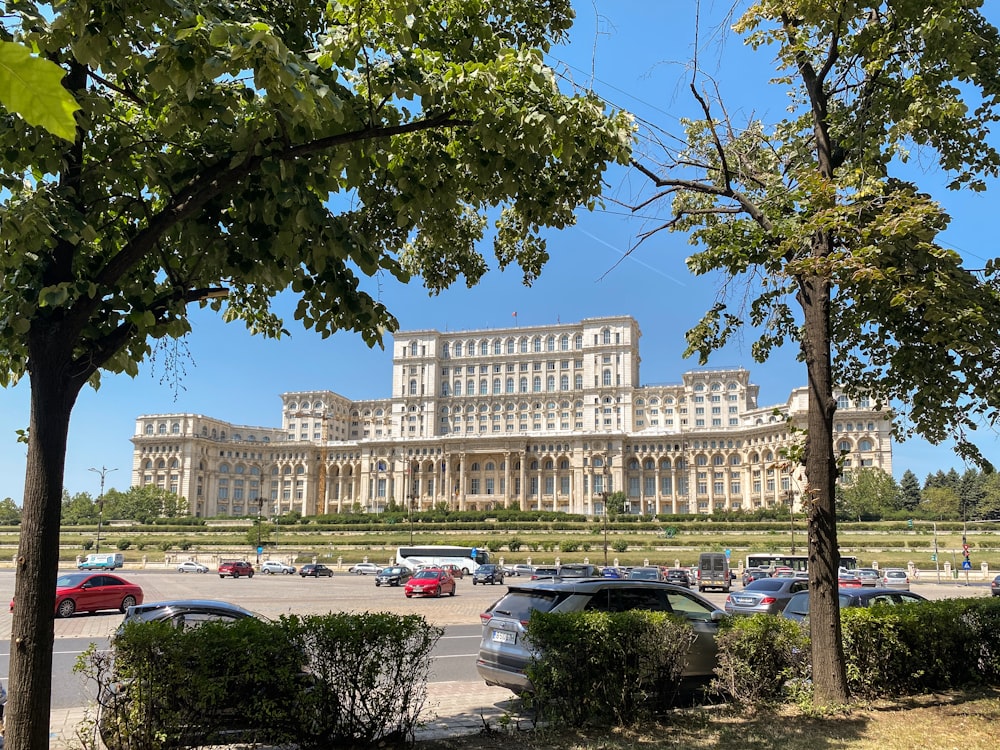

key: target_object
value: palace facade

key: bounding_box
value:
[130,315,892,518]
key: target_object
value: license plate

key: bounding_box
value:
[734,596,754,605]
[491,630,515,644]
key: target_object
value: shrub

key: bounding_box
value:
[178,539,192,550]
[711,614,811,706]
[79,612,442,750]
[558,540,579,553]
[508,537,523,552]
[158,540,173,552]
[116,539,131,551]
[612,540,629,553]
[82,540,93,551]
[527,609,696,727]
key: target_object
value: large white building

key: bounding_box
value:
[131,315,891,518]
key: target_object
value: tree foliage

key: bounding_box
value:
[630,0,1000,704]
[0,3,632,747]
[0,40,80,140]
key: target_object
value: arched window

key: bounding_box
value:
[506,378,515,393]
[574,334,583,349]
[533,336,542,352]
[409,379,417,395]
[145,423,154,435]
[507,338,515,354]
[560,334,569,351]
[532,376,542,392]
[519,377,528,393]
[480,379,488,395]
[546,335,555,351]
[859,439,873,451]
[454,341,462,356]
[560,375,569,390]
[602,369,612,386]
[546,376,555,391]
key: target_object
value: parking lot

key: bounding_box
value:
[0,567,992,640]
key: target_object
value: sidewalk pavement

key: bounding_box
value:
[47,680,522,748]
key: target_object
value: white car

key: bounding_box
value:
[261,560,297,575]
[348,562,382,575]
[176,560,208,573]
[881,568,910,590]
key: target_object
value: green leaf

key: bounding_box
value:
[0,41,80,141]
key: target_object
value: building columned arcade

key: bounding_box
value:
[131,316,891,518]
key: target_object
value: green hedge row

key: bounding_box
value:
[79,612,441,749]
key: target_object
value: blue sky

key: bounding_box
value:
[2,1,997,503]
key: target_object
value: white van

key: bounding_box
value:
[78,552,124,570]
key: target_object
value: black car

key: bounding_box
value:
[299,563,333,578]
[375,566,412,587]
[473,564,505,585]
[782,587,928,622]
[664,569,691,588]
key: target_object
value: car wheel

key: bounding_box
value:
[264,569,272,574]
[57,599,76,618]
[405,592,412,598]
[220,574,225,578]
[120,595,137,613]
[375,581,381,587]
[248,571,254,578]
[435,587,442,598]
[472,579,477,585]
[449,586,455,597]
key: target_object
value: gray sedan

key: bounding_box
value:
[724,577,809,616]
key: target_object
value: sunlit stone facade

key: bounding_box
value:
[131,316,891,518]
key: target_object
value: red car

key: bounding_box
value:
[404,567,457,598]
[838,571,863,588]
[218,560,255,578]
[9,572,144,618]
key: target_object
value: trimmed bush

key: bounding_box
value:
[526,609,696,727]
[711,614,811,706]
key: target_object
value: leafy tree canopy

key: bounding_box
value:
[0,4,633,747]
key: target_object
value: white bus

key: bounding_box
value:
[745,553,858,572]
[395,545,490,575]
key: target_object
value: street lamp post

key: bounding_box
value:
[88,466,117,555]
[256,496,264,566]
[602,463,610,567]
[786,490,796,555]
[407,465,416,545]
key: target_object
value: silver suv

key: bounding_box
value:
[476,579,725,695]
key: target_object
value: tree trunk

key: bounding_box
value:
[798,268,849,704]
[6,338,84,750]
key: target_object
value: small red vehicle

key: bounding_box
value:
[218,560,255,578]
[404,567,457,598]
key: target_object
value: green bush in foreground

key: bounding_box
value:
[77,612,441,749]
[526,609,696,727]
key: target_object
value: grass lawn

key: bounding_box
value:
[416,689,1000,750]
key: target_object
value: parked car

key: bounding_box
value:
[477,579,725,695]
[992,574,1000,597]
[557,563,599,578]
[838,571,863,588]
[404,567,457,598]
[218,561,255,578]
[348,562,382,575]
[782,587,928,623]
[855,568,881,587]
[697,552,731,592]
[441,564,465,580]
[10,572,144,618]
[260,561,296,575]
[601,566,624,579]
[724,577,809,616]
[176,560,209,574]
[472,564,505,585]
[530,565,560,580]
[881,568,910,590]
[741,567,771,586]
[121,599,263,628]
[663,568,691,587]
[628,566,664,582]
[299,563,333,578]
[509,564,535,577]
[375,566,413,587]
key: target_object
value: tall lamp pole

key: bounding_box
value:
[256,496,264,566]
[408,465,416,545]
[88,466,117,555]
[602,462,610,568]
[786,490,796,555]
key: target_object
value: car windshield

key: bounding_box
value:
[630,569,659,580]
[489,590,564,621]
[477,565,496,572]
[382,567,404,575]
[746,579,785,592]
[56,573,91,587]
[415,570,442,580]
